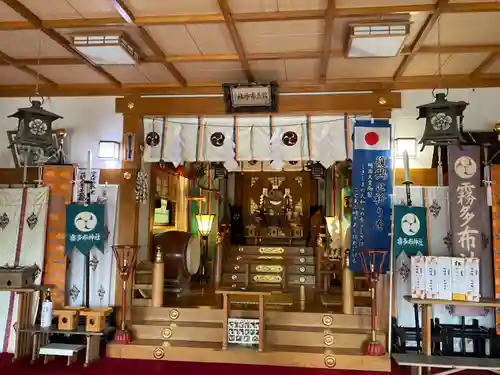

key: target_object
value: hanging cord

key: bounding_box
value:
[32,29,43,102]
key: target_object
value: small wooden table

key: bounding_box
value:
[215,288,272,352]
[393,296,500,375]
[0,286,47,362]
[20,325,104,367]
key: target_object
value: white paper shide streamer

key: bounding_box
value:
[236,117,272,161]
[310,116,346,168]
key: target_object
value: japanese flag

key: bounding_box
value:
[354,126,390,151]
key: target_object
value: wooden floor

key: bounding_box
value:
[108,285,388,371]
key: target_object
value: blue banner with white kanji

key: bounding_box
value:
[393,205,428,258]
[65,203,105,256]
[349,120,392,273]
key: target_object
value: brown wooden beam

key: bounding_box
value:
[110,0,187,87]
[217,0,253,82]
[393,0,448,80]
[116,92,400,116]
[403,44,500,54]
[2,0,122,86]
[319,0,337,83]
[471,52,500,76]
[1,3,500,31]
[1,74,500,97]
[0,50,56,85]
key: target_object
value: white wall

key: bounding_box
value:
[0,97,123,169]
[393,88,500,168]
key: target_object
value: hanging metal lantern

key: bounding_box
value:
[308,161,325,180]
[8,99,62,151]
[416,90,468,151]
[213,163,227,179]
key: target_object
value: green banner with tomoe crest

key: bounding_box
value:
[393,205,428,258]
[65,203,105,256]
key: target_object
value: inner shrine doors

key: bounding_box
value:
[235,171,317,243]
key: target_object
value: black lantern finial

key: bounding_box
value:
[416,90,468,151]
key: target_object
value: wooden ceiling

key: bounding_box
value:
[1,0,500,96]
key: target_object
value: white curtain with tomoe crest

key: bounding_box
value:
[310,116,347,168]
[66,184,119,307]
[200,117,238,170]
[394,186,425,329]
[143,117,165,163]
[0,188,49,353]
[270,116,309,170]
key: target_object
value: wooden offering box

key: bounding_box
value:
[80,308,112,333]
[53,308,81,331]
[0,265,39,288]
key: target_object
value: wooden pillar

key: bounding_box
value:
[114,97,142,326]
[152,246,164,307]
[214,231,224,287]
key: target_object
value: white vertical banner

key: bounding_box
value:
[0,188,49,353]
[310,116,346,167]
[73,168,101,203]
[236,116,271,161]
[66,185,119,307]
[143,117,165,162]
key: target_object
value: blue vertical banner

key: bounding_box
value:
[349,120,392,273]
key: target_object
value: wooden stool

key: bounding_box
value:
[39,343,85,366]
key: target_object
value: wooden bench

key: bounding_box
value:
[39,343,86,366]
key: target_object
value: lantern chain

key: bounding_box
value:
[34,28,42,100]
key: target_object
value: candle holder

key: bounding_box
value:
[112,244,139,344]
[359,249,387,356]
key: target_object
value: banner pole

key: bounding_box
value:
[387,118,396,356]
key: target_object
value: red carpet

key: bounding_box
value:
[0,353,490,375]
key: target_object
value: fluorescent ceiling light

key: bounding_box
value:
[347,23,409,58]
[72,33,139,65]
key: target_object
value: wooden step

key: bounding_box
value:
[131,307,373,329]
[224,263,315,275]
[107,339,391,371]
[130,321,385,349]
[227,255,314,265]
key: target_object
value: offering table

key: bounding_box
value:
[215,288,272,352]
[393,295,500,375]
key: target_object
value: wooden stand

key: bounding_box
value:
[393,296,500,375]
[0,286,45,362]
[22,325,104,367]
[215,288,271,352]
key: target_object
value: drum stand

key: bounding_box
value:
[112,245,139,344]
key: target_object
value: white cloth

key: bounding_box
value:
[310,116,346,167]
[200,117,237,168]
[236,117,271,161]
[271,116,308,163]
[66,185,119,307]
[0,188,49,353]
[162,119,183,167]
[143,117,164,162]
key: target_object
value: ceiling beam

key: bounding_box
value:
[0,2,499,30]
[471,52,500,77]
[110,0,187,87]
[393,0,448,80]
[217,0,253,82]
[0,50,56,85]
[5,44,500,67]
[319,0,336,82]
[1,0,121,86]
[2,74,500,97]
